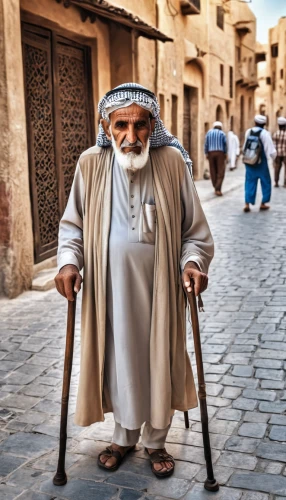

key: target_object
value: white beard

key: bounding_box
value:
[111,134,150,172]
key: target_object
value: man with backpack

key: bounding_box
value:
[242,115,276,213]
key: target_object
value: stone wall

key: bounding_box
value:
[0,0,33,298]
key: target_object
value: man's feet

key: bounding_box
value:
[260,204,270,211]
[98,444,135,471]
[146,448,175,478]
[274,183,279,187]
[215,190,223,196]
[243,204,251,213]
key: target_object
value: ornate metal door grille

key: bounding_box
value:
[22,23,94,263]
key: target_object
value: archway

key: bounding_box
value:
[216,105,224,123]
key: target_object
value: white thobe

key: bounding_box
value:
[227,131,240,169]
[58,152,214,430]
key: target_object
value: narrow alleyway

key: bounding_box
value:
[1,167,286,500]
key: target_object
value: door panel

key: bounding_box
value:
[56,40,91,206]
[22,23,94,263]
[22,26,60,261]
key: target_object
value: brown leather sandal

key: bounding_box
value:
[145,448,175,478]
[98,445,135,471]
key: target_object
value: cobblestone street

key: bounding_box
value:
[1,168,286,500]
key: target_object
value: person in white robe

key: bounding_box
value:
[227,130,240,170]
[55,83,214,478]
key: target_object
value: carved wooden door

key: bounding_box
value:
[22,23,94,263]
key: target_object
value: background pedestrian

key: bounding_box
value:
[272,116,286,187]
[204,121,227,196]
[242,115,277,212]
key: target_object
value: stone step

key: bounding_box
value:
[32,267,57,292]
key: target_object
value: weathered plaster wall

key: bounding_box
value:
[21,0,111,122]
[255,60,268,116]
[112,0,156,27]
[0,0,33,297]
[267,18,286,133]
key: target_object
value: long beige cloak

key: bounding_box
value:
[74,145,211,429]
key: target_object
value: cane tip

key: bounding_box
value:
[204,478,219,492]
[53,471,67,486]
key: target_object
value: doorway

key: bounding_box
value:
[183,85,199,178]
[22,22,94,263]
[240,95,245,143]
[216,104,224,123]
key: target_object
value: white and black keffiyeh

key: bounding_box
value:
[96,83,192,172]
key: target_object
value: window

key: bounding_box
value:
[216,6,224,30]
[229,66,233,98]
[281,69,284,79]
[248,57,253,76]
[236,46,241,63]
[248,97,252,117]
[266,76,271,85]
[220,64,224,86]
[230,115,234,131]
[171,95,178,136]
[159,94,165,121]
[271,44,278,58]
[272,71,276,91]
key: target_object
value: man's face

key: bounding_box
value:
[101,103,155,154]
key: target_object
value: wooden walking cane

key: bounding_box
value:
[184,280,219,492]
[53,294,77,486]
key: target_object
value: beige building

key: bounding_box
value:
[265,17,286,133]
[255,17,286,133]
[0,0,258,297]
[255,43,268,118]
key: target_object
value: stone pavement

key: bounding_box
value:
[195,159,245,203]
[1,169,286,499]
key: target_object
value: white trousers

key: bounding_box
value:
[113,420,172,448]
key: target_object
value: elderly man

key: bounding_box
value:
[204,121,227,196]
[55,83,214,478]
[243,114,276,213]
[272,116,286,187]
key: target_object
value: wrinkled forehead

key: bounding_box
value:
[110,103,151,122]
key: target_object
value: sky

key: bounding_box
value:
[247,0,286,43]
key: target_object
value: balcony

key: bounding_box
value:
[180,0,201,15]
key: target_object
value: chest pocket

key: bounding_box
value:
[139,203,156,245]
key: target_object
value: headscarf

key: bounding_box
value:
[213,121,223,128]
[96,83,192,172]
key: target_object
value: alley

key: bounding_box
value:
[0,172,286,500]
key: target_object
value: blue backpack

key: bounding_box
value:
[242,129,262,166]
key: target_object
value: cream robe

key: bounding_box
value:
[58,145,214,429]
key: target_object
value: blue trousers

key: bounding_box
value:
[245,161,271,205]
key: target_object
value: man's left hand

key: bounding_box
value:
[182,262,208,297]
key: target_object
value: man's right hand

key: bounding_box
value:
[54,264,82,301]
